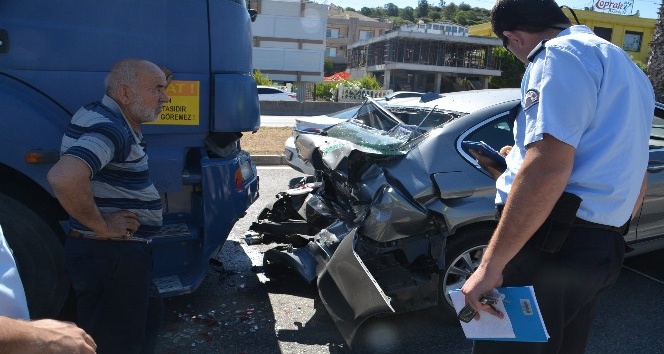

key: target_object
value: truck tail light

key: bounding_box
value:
[235,169,245,190]
[235,158,255,190]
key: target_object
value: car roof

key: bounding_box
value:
[385,88,520,114]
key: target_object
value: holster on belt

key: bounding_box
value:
[531,192,582,253]
[496,192,582,254]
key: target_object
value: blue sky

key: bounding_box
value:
[323,0,661,19]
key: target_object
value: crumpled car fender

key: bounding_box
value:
[317,228,394,346]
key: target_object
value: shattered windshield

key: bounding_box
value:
[322,97,414,155]
[325,121,412,155]
[321,96,472,155]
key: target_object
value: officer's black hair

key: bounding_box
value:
[491,0,572,41]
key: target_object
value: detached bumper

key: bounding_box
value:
[316,229,394,345]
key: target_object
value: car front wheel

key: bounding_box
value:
[434,226,493,323]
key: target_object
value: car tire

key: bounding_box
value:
[434,226,493,324]
[0,193,69,318]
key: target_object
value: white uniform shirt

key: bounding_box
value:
[0,225,30,319]
[496,25,654,227]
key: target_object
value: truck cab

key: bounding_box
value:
[0,0,260,318]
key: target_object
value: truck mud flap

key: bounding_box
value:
[317,229,394,345]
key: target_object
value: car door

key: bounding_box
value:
[633,105,664,241]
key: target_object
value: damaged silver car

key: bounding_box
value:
[247,88,664,346]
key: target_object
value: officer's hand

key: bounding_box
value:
[461,265,504,321]
[26,319,97,354]
[469,148,507,180]
[99,211,141,238]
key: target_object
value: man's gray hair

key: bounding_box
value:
[105,58,143,97]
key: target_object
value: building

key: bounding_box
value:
[251,0,328,83]
[469,8,656,63]
[399,21,469,36]
[347,29,502,93]
[326,4,393,72]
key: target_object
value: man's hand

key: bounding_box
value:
[0,317,96,354]
[99,211,141,238]
[460,265,505,321]
[469,147,508,180]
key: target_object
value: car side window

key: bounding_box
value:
[463,115,515,154]
[650,108,664,149]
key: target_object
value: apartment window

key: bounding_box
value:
[624,31,643,52]
[594,27,612,42]
[326,47,337,57]
[326,28,340,38]
[359,30,373,40]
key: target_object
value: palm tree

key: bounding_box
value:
[648,0,664,101]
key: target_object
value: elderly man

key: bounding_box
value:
[48,58,169,354]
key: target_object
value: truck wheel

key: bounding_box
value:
[0,193,69,318]
[434,226,493,324]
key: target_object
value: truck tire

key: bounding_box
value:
[0,193,69,318]
[434,226,493,324]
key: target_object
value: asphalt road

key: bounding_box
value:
[155,166,664,354]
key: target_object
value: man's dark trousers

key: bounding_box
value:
[472,227,625,354]
[65,237,164,354]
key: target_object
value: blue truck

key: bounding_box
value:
[0,0,261,318]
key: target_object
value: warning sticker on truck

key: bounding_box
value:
[149,80,200,125]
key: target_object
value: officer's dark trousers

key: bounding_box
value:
[64,238,164,354]
[472,227,625,354]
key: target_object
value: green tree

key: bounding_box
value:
[356,74,383,89]
[430,9,442,21]
[400,6,415,22]
[360,7,372,16]
[313,82,338,101]
[384,2,399,17]
[648,0,664,101]
[458,2,471,11]
[488,47,525,88]
[454,10,468,25]
[323,58,334,76]
[252,70,273,86]
[442,2,457,20]
[389,16,411,26]
[417,0,430,18]
[372,6,386,18]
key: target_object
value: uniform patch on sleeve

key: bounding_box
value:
[524,89,539,110]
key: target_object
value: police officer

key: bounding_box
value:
[462,1,654,353]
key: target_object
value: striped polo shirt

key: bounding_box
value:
[61,95,162,237]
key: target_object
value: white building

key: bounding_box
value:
[400,21,469,36]
[251,0,328,83]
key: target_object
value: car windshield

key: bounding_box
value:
[324,97,414,155]
[387,106,465,131]
[325,121,412,155]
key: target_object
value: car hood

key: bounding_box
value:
[294,115,348,132]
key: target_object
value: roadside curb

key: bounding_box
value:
[252,154,285,166]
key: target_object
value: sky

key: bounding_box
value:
[321,0,661,19]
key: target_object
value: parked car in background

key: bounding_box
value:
[251,87,664,345]
[257,85,297,101]
[380,91,424,101]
